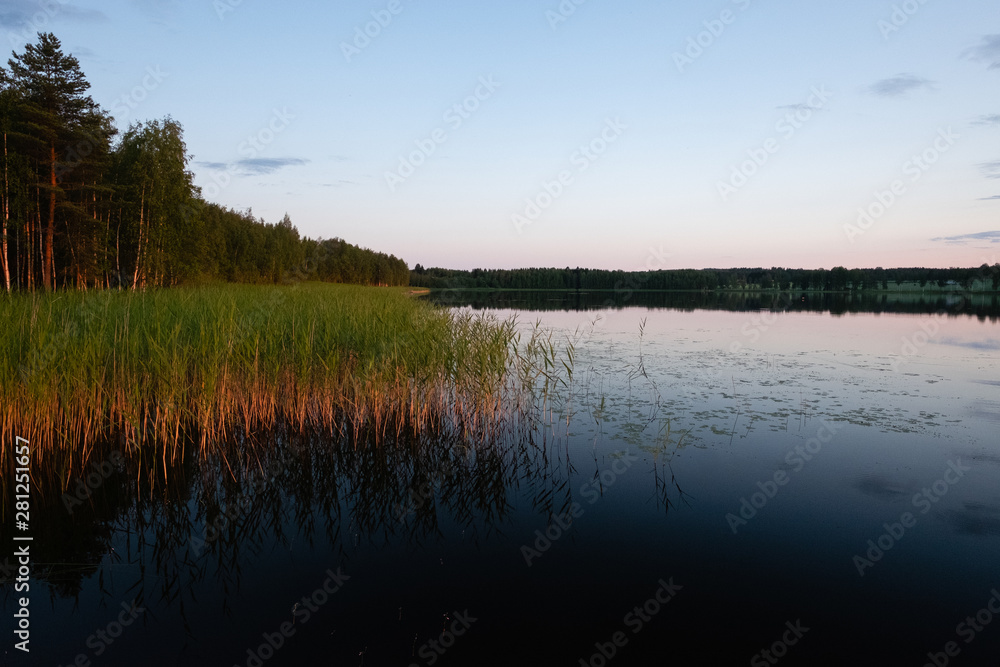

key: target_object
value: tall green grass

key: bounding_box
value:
[1,284,546,480]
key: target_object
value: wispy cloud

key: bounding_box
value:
[776,103,823,112]
[981,161,1000,179]
[197,158,309,175]
[931,230,1000,244]
[973,114,1000,127]
[980,195,1000,201]
[867,74,934,97]
[196,161,230,171]
[236,158,308,174]
[0,0,106,30]
[964,34,1000,70]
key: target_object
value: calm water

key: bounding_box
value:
[4,291,1000,666]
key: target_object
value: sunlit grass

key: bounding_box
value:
[1,284,560,481]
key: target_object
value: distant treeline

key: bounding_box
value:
[411,265,1000,292]
[0,33,407,291]
[183,203,409,287]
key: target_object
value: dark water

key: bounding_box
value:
[4,291,1000,666]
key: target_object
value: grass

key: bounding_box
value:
[1,283,555,483]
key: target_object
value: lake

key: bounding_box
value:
[5,290,1000,666]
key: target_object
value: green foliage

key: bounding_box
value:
[0,33,408,291]
[1,284,529,470]
[411,265,1000,293]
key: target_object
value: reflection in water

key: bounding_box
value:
[4,427,589,607]
[427,288,1000,319]
[4,299,1000,664]
[4,350,693,627]
[946,502,1000,536]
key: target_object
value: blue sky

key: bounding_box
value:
[2,0,998,270]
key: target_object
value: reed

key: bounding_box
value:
[1,284,557,481]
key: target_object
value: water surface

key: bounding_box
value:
[4,291,1000,665]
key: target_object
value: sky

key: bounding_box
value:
[1,0,998,271]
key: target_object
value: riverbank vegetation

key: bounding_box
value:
[0,284,556,481]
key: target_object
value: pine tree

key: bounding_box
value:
[3,32,104,289]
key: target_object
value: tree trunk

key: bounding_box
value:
[133,182,145,290]
[1,130,10,291]
[43,143,56,290]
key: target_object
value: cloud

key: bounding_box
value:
[196,161,230,171]
[979,195,1000,201]
[777,103,822,112]
[0,0,106,30]
[196,158,309,175]
[981,161,1000,179]
[973,114,1000,127]
[964,34,1000,70]
[867,74,934,97]
[236,158,308,174]
[931,230,1000,244]
[71,46,98,59]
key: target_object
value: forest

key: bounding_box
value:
[411,264,1000,292]
[0,33,408,291]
